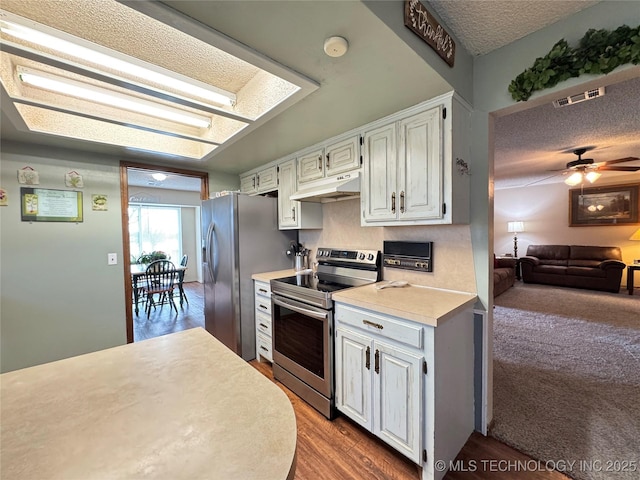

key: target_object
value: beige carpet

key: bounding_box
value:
[491,282,640,480]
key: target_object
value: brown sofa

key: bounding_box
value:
[520,245,625,293]
[494,257,517,297]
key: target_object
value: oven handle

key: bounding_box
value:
[272,295,329,321]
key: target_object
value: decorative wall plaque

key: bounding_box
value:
[404,0,456,67]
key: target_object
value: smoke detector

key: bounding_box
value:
[552,87,605,108]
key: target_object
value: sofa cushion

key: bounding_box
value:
[568,259,602,268]
[533,265,568,275]
[527,245,570,261]
[566,266,607,278]
[569,245,622,261]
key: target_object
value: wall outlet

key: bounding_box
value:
[107,253,117,265]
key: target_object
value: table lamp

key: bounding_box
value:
[630,228,640,264]
[507,221,525,258]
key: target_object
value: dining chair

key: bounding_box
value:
[175,254,189,306]
[140,260,178,317]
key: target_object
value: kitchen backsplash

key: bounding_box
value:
[298,198,477,293]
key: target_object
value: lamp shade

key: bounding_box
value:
[630,228,640,241]
[507,221,524,233]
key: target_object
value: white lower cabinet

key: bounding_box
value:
[254,280,273,362]
[335,306,423,463]
[336,328,423,461]
[335,301,475,480]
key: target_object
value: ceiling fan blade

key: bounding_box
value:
[601,156,640,165]
[597,165,640,171]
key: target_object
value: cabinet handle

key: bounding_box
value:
[260,346,269,352]
[259,323,269,329]
[374,349,380,374]
[259,304,268,310]
[252,177,256,189]
[365,346,370,370]
[292,207,296,222]
[326,153,330,169]
[258,288,268,294]
[363,319,384,330]
[391,192,396,213]
[256,174,260,187]
[400,191,405,213]
[318,156,322,170]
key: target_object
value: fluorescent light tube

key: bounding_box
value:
[18,68,212,129]
[1,19,236,108]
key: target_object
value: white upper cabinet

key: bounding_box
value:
[240,165,278,195]
[277,158,322,230]
[361,92,470,226]
[297,148,325,184]
[298,135,360,185]
[325,135,360,177]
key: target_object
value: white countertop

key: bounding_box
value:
[333,282,477,327]
[252,269,297,282]
[0,328,297,480]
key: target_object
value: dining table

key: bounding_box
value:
[131,263,187,315]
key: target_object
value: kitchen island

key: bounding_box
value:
[0,328,297,480]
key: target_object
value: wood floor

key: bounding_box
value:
[134,283,568,479]
[251,360,569,480]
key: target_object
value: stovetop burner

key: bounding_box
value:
[274,273,354,294]
[271,247,381,309]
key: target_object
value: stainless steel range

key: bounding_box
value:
[270,247,381,418]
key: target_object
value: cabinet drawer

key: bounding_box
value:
[255,296,271,315]
[255,281,271,299]
[256,311,272,337]
[335,304,423,349]
[256,332,273,362]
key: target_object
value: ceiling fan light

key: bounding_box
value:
[564,172,583,186]
[585,171,601,183]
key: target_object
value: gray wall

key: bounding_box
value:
[1,144,127,372]
[0,143,238,372]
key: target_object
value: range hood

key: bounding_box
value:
[290,171,360,203]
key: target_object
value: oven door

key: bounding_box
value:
[271,293,333,398]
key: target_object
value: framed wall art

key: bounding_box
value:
[569,184,639,226]
[20,187,83,222]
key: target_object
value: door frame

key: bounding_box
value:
[120,161,209,343]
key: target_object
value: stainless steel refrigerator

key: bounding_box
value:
[202,193,296,360]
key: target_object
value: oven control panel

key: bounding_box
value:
[316,248,379,265]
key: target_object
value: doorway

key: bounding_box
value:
[120,161,209,343]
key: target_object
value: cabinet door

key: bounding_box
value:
[335,328,372,430]
[398,107,442,221]
[297,148,325,184]
[373,341,423,464]
[325,136,360,177]
[256,165,278,193]
[362,123,397,223]
[277,158,299,228]
[240,173,257,194]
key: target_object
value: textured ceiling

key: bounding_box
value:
[429,0,601,56]
[494,74,640,189]
[1,0,638,192]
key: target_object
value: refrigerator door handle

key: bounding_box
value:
[206,222,216,284]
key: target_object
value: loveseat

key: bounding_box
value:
[520,245,625,293]
[494,256,517,297]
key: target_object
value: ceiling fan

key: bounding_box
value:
[554,147,640,186]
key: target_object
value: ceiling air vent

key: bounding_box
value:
[552,87,605,108]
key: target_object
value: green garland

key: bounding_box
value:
[508,25,640,102]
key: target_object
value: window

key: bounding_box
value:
[129,204,181,263]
